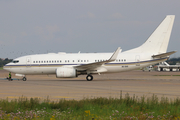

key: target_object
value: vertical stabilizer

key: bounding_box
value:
[125,15,175,54]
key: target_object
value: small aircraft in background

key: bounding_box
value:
[3,15,176,81]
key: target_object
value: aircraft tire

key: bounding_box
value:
[22,77,27,81]
[86,75,93,81]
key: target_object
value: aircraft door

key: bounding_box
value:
[26,57,31,67]
[135,55,140,66]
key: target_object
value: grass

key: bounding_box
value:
[0,93,180,119]
[0,67,3,70]
[172,75,180,76]
[154,75,172,76]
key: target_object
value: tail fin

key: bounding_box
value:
[125,15,175,54]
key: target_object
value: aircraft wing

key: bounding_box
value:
[74,47,121,71]
[152,51,177,58]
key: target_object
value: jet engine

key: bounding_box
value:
[56,67,77,78]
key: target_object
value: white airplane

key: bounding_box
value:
[3,15,176,81]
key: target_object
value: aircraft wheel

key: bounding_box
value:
[22,77,27,81]
[86,74,93,81]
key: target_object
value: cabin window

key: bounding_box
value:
[47,61,48,63]
[36,61,38,63]
[44,61,46,63]
[54,61,56,63]
[84,60,86,62]
[124,59,126,61]
[68,60,69,62]
[33,61,35,63]
[78,60,80,62]
[49,61,51,63]
[57,60,59,62]
[60,60,61,62]
[73,60,74,62]
[41,61,43,63]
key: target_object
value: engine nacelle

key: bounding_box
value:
[56,67,77,78]
[15,74,25,77]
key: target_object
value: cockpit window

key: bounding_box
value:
[12,60,19,63]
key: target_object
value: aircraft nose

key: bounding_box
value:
[3,65,7,70]
[3,64,10,71]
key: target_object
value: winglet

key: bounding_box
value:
[74,47,121,71]
[109,47,121,61]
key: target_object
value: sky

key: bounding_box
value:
[0,0,180,59]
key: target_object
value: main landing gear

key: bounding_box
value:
[22,77,27,81]
[86,74,93,81]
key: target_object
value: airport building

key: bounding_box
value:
[157,62,180,71]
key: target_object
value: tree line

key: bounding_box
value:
[0,58,12,67]
[167,57,180,65]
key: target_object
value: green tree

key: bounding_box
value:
[0,58,12,67]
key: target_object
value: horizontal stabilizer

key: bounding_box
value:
[152,51,176,58]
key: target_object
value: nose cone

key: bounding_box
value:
[3,64,7,70]
[3,63,11,71]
